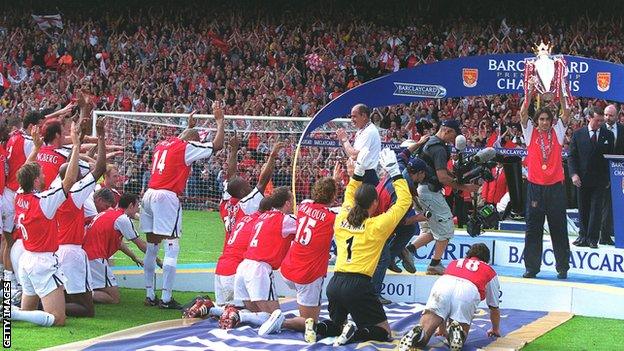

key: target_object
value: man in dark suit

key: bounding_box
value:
[569,106,614,248]
[600,104,623,245]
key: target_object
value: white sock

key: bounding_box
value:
[209,306,224,317]
[239,311,271,326]
[0,264,4,279]
[144,243,160,300]
[11,306,55,327]
[161,239,179,303]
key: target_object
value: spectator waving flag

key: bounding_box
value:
[31,14,63,30]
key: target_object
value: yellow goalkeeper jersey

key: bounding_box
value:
[333,177,412,277]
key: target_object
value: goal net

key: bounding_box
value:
[92,111,353,210]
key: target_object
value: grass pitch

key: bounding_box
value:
[11,210,623,350]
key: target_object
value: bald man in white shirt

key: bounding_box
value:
[336,103,381,185]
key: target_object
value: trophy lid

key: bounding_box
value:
[534,41,552,57]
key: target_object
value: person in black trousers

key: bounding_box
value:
[569,106,614,248]
[600,104,624,245]
[520,80,571,280]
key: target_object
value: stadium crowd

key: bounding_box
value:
[3,2,623,350]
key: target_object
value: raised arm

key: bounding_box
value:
[340,143,368,211]
[256,142,284,193]
[44,101,75,120]
[520,79,536,129]
[211,101,225,152]
[226,133,239,180]
[91,118,107,180]
[559,85,571,126]
[62,122,82,194]
[25,126,43,163]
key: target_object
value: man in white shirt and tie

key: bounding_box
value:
[336,103,382,185]
[600,104,623,245]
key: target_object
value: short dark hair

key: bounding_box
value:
[270,186,292,208]
[118,193,138,209]
[258,196,273,212]
[93,188,115,206]
[592,106,604,117]
[465,243,491,263]
[23,111,45,129]
[42,120,62,144]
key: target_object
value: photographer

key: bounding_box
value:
[405,120,479,275]
[372,140,431,304]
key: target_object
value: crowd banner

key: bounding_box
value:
[302,53,624,137]
[300,137,569,157]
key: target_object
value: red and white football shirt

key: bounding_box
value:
[215,211,261,276]
[6,130,34,191]
[219,185,264,236]
[56,173,97,245]
[148,137,213,195]
[281,200,337,284]
[445,257,500,306]
[36,145,68,189]
[244,210,297,269]
[0,144,7,191]
[83,208,138,260]
[15,186,66,252]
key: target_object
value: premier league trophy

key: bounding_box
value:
[523,41,573,105]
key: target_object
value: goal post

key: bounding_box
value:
[91,110,352,210]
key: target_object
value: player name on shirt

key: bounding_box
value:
[36,152,61,164]
[17,197,30,209]
[299,203,328,221]
[338,219,364,232]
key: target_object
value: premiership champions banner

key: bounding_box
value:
[302,54,624,137]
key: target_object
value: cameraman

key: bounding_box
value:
[372,141,431,304]
[405,120,479,275]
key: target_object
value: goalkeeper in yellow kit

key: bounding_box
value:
[303,148,412,346]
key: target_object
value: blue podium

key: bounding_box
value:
[605,155,624,248]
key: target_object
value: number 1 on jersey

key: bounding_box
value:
[346,236,354,262]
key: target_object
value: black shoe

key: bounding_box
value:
[378,296,392,305]
[574,239,589,247]
[522,271,537,278]
[388,260,403,273]
[159,298,183,310]
[557,271,568,279]
[572,237,583,245]
[599,237,615,246]
[144,297,160,307]
[589,242,598,249]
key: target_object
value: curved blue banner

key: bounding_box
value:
[303,54,624,136]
